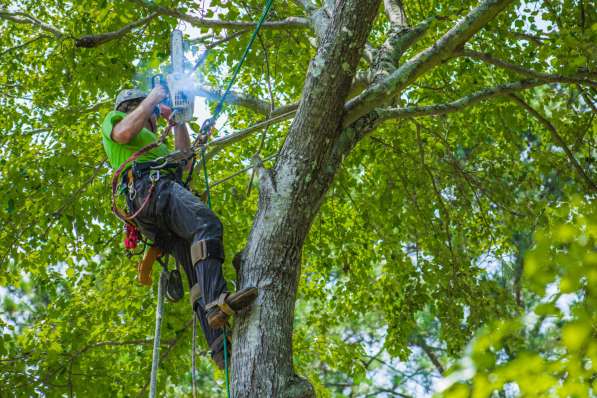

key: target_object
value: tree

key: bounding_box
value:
[441,198,596,398]
[0,0,594,397]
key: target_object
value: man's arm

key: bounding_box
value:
[111,86,167,144]
[174,124,191,152]
[157,103,191,152]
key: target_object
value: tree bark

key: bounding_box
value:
[231,1,382,397]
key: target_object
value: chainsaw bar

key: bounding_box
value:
[170,29,184,74]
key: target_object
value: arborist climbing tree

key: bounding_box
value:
[103,84,258,369]
[2,0,596,397]
[103,6,273,380]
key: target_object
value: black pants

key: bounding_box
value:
[126,171,227,350]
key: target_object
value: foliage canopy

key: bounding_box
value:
[0,0,595,396]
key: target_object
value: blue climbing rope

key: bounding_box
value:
[196,0,275,140]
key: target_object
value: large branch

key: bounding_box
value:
[195,84,272,115]
[461,49,597,87]
[344,0,515,126]
[0,34,48,57]
[374,79,583,121]
[384,0,408,27]
[0,9,63,38]
[195,80,300,119]
[75,12,158,48]
[133,0,309,30]
[371,16,436,84]
[208,107,297,151]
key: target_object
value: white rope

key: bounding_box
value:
[192,312,198,398]
[149,269,167,398]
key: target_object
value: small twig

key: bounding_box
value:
[413,336,445,375]
[210,152,279,190]
[0,9,64,38]
[509,94,597,192]
[203,29,250,50]
[131,0,310,30]
[461,49,597,86]
[415,122,457,269]
[0,34,48,57]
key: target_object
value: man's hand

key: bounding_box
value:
[147,85,168,105]
[158,103,173,120]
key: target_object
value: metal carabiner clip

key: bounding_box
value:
[128,181,136,200]
[149,170,160,184]
[151,158,169,170]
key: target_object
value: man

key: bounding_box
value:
[102,85,257,368]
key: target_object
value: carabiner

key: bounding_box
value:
[149,170,160,184]
[128,181,137,200]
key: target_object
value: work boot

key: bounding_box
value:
[210,334,232,370]
[206,287,258,329]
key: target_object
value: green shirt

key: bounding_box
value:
[101,111,170,170]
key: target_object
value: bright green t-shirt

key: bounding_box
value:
[101,111,170,170]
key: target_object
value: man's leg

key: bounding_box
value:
[163,182,227,304]
[131,176,233,368]
[171,240,229,368]
[163,182,256,335]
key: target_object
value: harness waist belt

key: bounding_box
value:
[132,159,180,179]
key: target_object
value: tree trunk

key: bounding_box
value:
[231,1,382,396]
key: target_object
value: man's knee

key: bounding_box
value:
[197,211,223,241]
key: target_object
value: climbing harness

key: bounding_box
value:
[110,115,177,225]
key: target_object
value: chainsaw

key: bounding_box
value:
[152,29,195,125]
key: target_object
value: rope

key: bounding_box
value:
[198,146,231,397]
[193,0,275,145]
[191,313,198,398]
[191,3,276,394]
[149,268,167,398]
[111,117,177,224]
[200,146,212,208]
[223,326,231,398]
